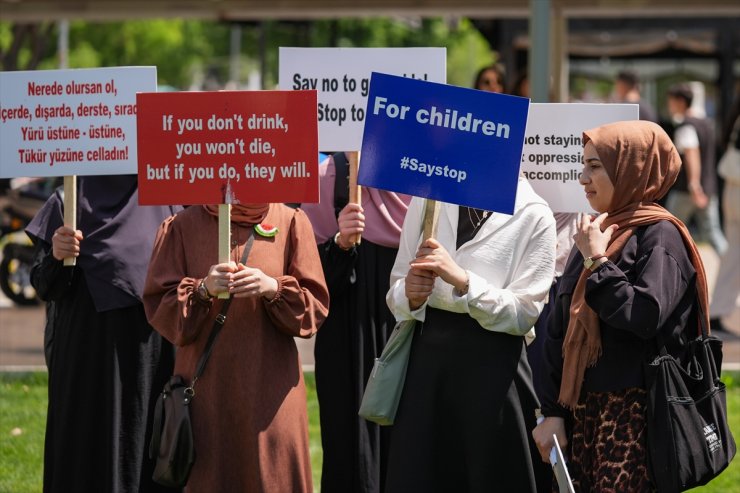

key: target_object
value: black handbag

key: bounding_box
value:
[645,309,736,492]
[149,234,253,487]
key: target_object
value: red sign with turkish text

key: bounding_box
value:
[137,90,318,205]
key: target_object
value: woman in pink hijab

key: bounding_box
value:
[301,152,411,493]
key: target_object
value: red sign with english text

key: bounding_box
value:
[136,90,318,205]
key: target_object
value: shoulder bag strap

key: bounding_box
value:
[192,232,255,385]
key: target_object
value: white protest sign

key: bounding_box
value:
[279,47,446,151]
[0,67,156,178]
[521,103,639,212]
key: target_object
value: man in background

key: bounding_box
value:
[614,69,658,122]
[665,83,728,256]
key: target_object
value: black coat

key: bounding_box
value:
[541,220,698,418]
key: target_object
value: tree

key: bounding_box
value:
[0,17,495,89]
[0,22,56,71]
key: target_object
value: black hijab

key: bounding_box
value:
[26,175,182,312]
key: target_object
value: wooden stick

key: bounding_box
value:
[217,203,231,299]
[63,176,77,266]
[422,199,440,241]
[348,151,362,245]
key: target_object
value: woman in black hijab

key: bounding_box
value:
[26,175,181,493]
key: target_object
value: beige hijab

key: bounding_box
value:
[559,120,710,409]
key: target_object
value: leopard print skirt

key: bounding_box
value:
[567,387,655,492]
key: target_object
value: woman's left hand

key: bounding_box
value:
[574,212,619,260]
[409,238,468,293]
[229,264,278,300]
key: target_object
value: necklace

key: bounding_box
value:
[467,207,490,230]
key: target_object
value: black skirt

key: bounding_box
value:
[315,239,397,493]
[384,307,547,493]
[43,273,175,493]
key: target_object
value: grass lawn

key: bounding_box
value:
[0,372,47,493]
[1,371,738,493]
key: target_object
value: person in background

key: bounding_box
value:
[613,70,658,123]
[665,83,728,257]
[533,121,708,491]
[710,96,740,334]
[26,176,181,493]
[301,152,412,493]
[384,178,556,492]
[473,63,506,93]
[510,70,529,98]
[143,201,328,493]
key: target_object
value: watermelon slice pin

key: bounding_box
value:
[255,223,279,237]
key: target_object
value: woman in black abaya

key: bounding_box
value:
[27,176,181,493]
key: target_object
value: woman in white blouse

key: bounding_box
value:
[383,177,556,493]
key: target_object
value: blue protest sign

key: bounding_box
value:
[358,72,529,214]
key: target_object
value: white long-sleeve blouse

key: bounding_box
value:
[387,178,557,336]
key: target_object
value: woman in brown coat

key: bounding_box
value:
[143,203,329,492]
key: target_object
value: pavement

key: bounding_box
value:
[0,245,738,371]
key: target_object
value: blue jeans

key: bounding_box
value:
[666,191,728,256]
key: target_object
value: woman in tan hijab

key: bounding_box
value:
[533,121,709,491]
[143,203,329,492]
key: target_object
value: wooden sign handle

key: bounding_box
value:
[63,175,77,266]
[348,151,362,246]
[217,203,231,299]
[422,199,440,241]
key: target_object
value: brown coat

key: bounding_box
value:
[143,204,329,493]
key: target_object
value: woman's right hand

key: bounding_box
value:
[336,203,365,249]
[405,267,436,310]
[51,226,83,261]
[532,416,567,463]
[203,262,238,296]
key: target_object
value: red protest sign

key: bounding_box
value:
[137,90,318,205]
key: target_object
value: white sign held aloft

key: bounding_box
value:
[0,66,157,178]
[521,103,639,213]
[278,47,446,151]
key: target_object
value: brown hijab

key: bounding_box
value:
[558,120,710,409]
[203,203,269,225]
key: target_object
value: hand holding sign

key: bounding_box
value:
[229,264,278,299]
[404,199,441,310]
[336,202,365,250]
[405,267,435,310]
[203,261,238,298]
[51,225,83,261]
[409,238,468,294]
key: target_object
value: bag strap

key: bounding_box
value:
[191,232,255,386]
[333,151,349,219]
[149,384,165,458]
